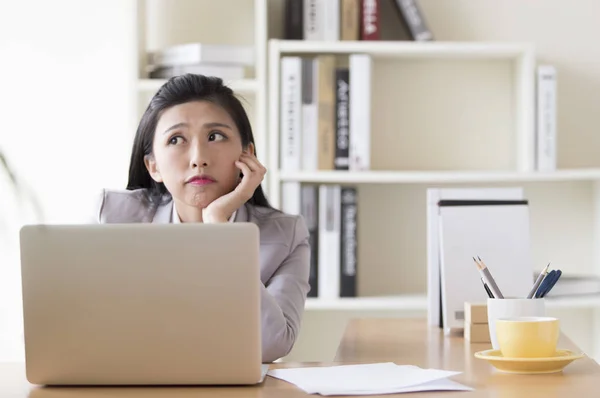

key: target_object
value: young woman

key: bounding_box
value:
[91,73,311,363]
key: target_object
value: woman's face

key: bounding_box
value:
[144,100,249,209]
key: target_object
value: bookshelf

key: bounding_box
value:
[131,0,600,362]
[133,0,269,171]
[267,33,600,360]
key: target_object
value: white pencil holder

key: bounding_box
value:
[487,298,546,350]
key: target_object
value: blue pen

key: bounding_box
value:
[539,270,562,298]
[534,270,556,298]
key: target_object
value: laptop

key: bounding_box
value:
[19,222,269,386]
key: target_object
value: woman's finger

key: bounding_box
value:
[235,160,252,177]
[240,153,266,175]
[238,155,257,172]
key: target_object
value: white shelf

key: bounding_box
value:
[137,78,259,94]
[272,39,533,59]
[305,294,600,311]
[544,295,600,309]
[305,295,428,311]
[277,169,600,184]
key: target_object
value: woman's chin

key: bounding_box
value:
[188,192,217,208]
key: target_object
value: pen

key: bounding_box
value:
[537,269,562,298]
[527,262,551,299]
[534,270,555,298]
[481,277,494,298]
[473,256,504,299]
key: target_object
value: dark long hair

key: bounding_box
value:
[126,74,273,209]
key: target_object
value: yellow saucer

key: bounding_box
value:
[474,349,585,374]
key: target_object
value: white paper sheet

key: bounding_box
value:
[260,364,270,382]
[316,378,473,396]
[267,363,473,396]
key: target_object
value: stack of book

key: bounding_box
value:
[282,182,358,300]
[146,42,254,81]
[279,53,372,172]
[283,0,433,41]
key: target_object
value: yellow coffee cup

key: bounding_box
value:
[495,316,559,358]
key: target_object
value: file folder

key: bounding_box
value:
[427,188,534,334]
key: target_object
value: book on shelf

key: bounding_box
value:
[390,0,434,41]
[301,57,319,171]
[145,42,254,81]
[335,67,350,170]
[281,182,358,299]
[148,64,245,80]
[279,54,371,172]
[283,0,432,42]
[535,65,557,171]
[280,57,303,172]
[361,0,379,40]
[348,54,371,171]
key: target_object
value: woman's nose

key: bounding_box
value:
[190,143,209,168]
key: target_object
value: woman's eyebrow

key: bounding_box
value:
[203,122,232,130]
[163,122,188,135]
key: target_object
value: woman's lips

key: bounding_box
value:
[186,175,216,185]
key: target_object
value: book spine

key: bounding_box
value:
[318,184,341,299]
[148,64,245,80]
[360,0,380,40]
[535,65,557,171]
[340,187,357,297]
[281,181,301,215]
[323,0,340,41]
[302,58,319,171]
[301,184,320,297]
[392,0,433,41]
[280,57,303,172]
[316,55,336,170]
[284,0,304,39]
[349,54,371,171]
[150,44,255,67]
[334,68,350,170]
[341,0,360,40]
[304,0,323,40]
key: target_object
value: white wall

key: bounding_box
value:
[0,0,137,361]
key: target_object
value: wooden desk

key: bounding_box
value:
[335,318,600,397]
[2,318,599,397]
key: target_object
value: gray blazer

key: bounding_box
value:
[91,188,311,363]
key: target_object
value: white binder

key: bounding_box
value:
[426,188,534,334]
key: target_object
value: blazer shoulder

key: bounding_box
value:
[249,205,309,251]
[93,188,155,223]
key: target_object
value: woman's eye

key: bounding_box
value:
[168,136,183,145]
[208,131,226,142]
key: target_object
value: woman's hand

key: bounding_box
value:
[202,151,267,223]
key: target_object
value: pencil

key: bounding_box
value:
[526,262,550,299]
[481,277,494,298]
[473,257,504,299]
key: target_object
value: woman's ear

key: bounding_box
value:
[245,143,255,156]
[144,154,163,183]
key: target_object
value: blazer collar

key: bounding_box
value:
[151,199,249,224]
[151,200,173,223]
